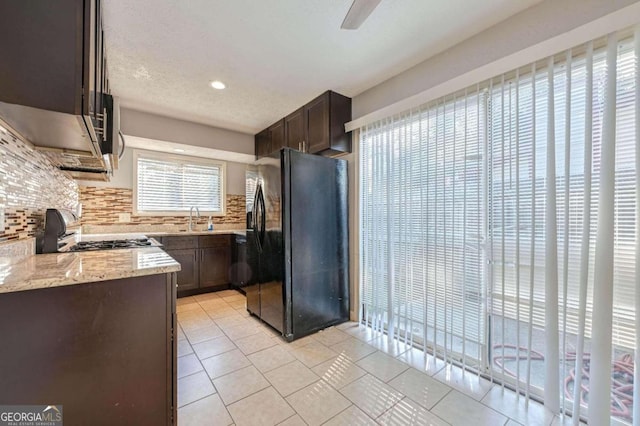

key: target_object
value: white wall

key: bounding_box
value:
[79,107,254,193]
[121,107,254,155]
[352,0,640,119]
[79,147,248,195]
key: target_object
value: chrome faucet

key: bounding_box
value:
[188,206,200,232]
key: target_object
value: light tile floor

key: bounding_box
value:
[176,290,563,426]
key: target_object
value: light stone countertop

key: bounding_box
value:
[143,229,246,237]
[81,223,247,236]
[0,247,181,294]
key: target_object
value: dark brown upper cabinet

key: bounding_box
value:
[255,90,352,159]
[305,91,351,155]
[0,0,110,157]
[284,107,305,150]
[269,119,286,153]
[255,129,271,159]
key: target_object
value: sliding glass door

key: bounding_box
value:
[359,29,639,425]
[360,90,487,370]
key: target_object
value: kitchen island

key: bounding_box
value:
[0,247,180,426]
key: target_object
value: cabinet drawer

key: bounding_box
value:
[199,235,231,248]
[161,236,198,250]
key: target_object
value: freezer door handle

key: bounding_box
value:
[259,187,266,247]
[255,185,264,252]
[251,184,260,230]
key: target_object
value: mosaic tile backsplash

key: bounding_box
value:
[0,127,79,243]
[79,186,246,230]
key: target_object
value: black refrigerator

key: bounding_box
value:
[245,148,349,341]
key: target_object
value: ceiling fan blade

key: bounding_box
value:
[340,0,382,30]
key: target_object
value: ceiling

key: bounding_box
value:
[103,0,542,135]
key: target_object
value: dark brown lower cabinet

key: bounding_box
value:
[200,246,230,288]
[0,273,177,426]
[160,235,232,296]
[164,248,198,291]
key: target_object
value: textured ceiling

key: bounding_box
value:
[103,0,542,134]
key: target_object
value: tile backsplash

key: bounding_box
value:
[0,122,247,244]
[79,186,246,231]
[0,127,79,243]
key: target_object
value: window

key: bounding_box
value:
[359,29,638,424]
[133,150,226,215]
[246,169,258,210]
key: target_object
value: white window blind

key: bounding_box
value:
[246,169,258,210]
[134,151,225,215]
[359,27,639,425]
[360,89,486,368]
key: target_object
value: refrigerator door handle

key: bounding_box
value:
[254,185,263,252]
[252,184,260,230]
[259,188,266,247]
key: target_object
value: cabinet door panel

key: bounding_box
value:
[0,1,84,113]
[165,249,198,291]
[269,119,285,154]
[284,107,305,150]
[305,92,330,154]
[200,247,230,288]
[255,129,271,159]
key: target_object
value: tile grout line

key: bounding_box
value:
[178,292,246,423]
[262,359,317,398]
[422,384,453,413]
[247,348,297,374]
[182,299,232,411]
[373,396,404,424]
[276,412,308,426]
[476,387,547,426]
[191,294,301,421]
[316,403,360,425]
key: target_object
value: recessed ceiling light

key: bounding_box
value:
[210,80,226,90]
[173,148,185,153]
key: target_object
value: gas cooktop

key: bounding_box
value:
[69,238,156,252]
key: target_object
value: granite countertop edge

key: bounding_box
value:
[0,247,181,295]
[0,229,248,295]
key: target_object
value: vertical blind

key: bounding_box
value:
[359,89,486,369]
[359,27,639,425]
[136,154,224,213]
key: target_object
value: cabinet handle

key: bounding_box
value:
[298,142,301,151]
[302,141,306,153]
